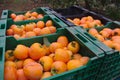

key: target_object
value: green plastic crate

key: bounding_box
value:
[0,7,53,20]
[0,37,5,80]
[0,14,68,37]
[1,28,105,80]
[70,22,120,80]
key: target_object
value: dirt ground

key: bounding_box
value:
[0,0,50,17]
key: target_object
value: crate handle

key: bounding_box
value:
[1,10,8,19]
[84,32,96,41]
[114,21,120,25]
[53,18,60,22]
[43,37,51,47]
[75,33,88,43]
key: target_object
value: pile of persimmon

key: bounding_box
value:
[6,20,56,39]
[10,11,44,22]
[4,36,89,80]
[67,16,103,28]
[88,28,120,51]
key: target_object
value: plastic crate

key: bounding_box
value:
[1,28,105,80]
[48,5,112,27]
[0,37,5,80]
[69,23,120,80]
[0,7,53,21]
[0,14,68,37]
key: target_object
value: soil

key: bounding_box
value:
[0,0,51,17]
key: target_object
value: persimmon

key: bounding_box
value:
[80,57,89,65]
[112,28,120,36]
[111,36,120,40]
[29,43,46,60]
[112,38,120,44]
[80,24,89,28]
[88,28,99,36]
[67,18,73,23]
[10,13,16,19]
[51,61,67,75]
[37,14,44,19]
[25,11,31,18]
[10,25,17,29]
[48,26,56,33]
[54,49,70,63]
[113,43,120,51]
[13,44,29,60]
[39,56,53,71]
[33,28,41,36]
[49,53,55,59]
[87,16,94,22]
[17,69,28,80]
[57,36,69,47]
[67,60,83,70]
[23,62,43,80]
[67,41,80,54]
[13,34,21,40]
[31,12,38,17]
[5,61,17,68]
[13,27,23,36]
[100,30,110,38]
[37,21,45,29]
[25,31,36,38]
[80,17,87,24]
[103,40,113,48]
[46,20,53,27]
[23,58,35,66]
[43,45,50,55]
[14,15,24,21]
[49,42,63,53]
[6,29,14,36]
[73,18,80,25]
[25,24,34,32]
[66,49,73,59]
[41,72,52,79]
[94,20,102,25]
[72,53,82,60]
[40,27,51,35]
[94,34,105,42]
[15,60,24,69]
[5,50,15,61]
[4,66,17,80]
